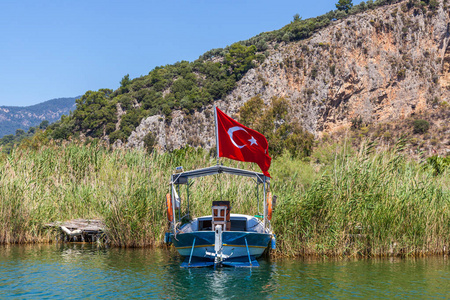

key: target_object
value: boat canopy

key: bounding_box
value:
[171,165,270,185]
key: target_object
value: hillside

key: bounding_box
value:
[47,0,450,158]
[0,97,77,138]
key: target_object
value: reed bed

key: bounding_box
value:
[0,142,448,257]
[275,142,450,257]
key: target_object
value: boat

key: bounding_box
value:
[164,164,276,268]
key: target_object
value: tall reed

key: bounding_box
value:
[274,142,450,257]
[0,141,448,257]
[0,144,266,247]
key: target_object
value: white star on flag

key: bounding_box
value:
[248,136,258,146]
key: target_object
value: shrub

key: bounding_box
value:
[413,119,430,134]
[310,68,318,79]
[351,116,363,130]
[109,130,127,144]
[330,64,336,76]
[397,68,406,79]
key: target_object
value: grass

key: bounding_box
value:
[0,140,449,257]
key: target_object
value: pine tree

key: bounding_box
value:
[336,0,353,12]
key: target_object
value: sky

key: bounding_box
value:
[0,0,360,107]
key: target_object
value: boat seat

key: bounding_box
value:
[212,201,231,231]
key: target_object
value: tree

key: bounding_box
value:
[72,90,117,138]
[336,0,353,12]
[238,96,313,158]
[119,74,131,94]
[39,120,49,129]
[15,129,25,136]
[225,43,257,80]
[239,95,264,128]
[120,74,131,88]
[143,132,156,153]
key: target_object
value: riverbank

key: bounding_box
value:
[0,141,449,257]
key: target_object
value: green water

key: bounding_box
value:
[0,244,449,299]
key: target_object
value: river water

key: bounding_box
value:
[0,244,449,299]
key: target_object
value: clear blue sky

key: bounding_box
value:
[0,0,359,107]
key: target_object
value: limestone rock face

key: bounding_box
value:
[127,1,450,151]
[127,109,217,151]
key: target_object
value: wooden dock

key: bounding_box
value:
[45,219,107,243]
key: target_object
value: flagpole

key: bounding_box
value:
[214,105,219,165]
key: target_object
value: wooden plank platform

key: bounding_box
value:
[45,219,107,243]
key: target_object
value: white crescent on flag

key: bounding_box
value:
[227,126,247,149]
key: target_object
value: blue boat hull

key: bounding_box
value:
[172,231,271,259]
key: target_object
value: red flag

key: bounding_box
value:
[216,107,271,177]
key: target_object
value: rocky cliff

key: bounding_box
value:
[126,0,450,154]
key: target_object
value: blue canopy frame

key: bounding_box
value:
[171,165,270,185]
[169,164,270,234]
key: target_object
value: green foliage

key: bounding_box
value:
[275,142,450,257]
[50,119,73,140]
[239,95,265,128]
[285,122,314,158]
[1,142,449,257]
[239,96,314,158]
[336,0,354,12]
[42,0,437,147]
[118,74,131,94]
[0,121,50,153]
[143,132,156,153]
[235,0,416,48]
[351,116,364,130]
[412,119,430,134]
[109,130,128,144]
[426,155,450,176]
[120,74,131,88]
[69,89,117,138]
[39,120,49,130]
[225,43,257,80]
[330,64,336,76]
[397,68,406,79]
[428,0,439,10]
[48,46,257,142]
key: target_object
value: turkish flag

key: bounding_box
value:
[216,107,271,177]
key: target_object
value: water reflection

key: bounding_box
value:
[272,257,450,299]
[0,244,449,299]
[163,259,277,299]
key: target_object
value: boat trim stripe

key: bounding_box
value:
[175,244,267,250]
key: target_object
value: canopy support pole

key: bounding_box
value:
[245,237,252,266]
[263,176,267,229]
[186,178,190,220]
[171,179,177,236]
[188,237,196,266]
